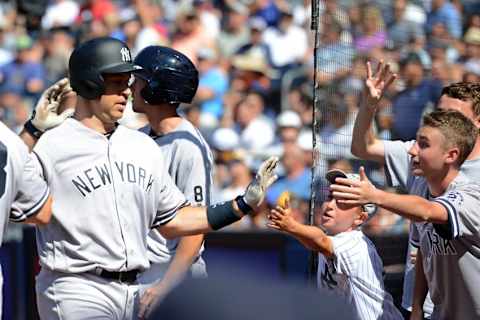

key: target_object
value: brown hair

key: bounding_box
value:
[422,109,478,166]
[441,82,480,117]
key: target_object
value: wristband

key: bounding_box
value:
[235,195,253,215]
[24,119,43,139]
[206,201,241,230]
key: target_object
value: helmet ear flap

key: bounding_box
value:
[140,78,161,104]
[71,70,105,99]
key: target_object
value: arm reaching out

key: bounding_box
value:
[330,167,448,224]
[267,201,334,257]
[351,61,396,163]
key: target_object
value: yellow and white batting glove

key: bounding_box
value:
[243,156,279,208]
[27,78,75,137]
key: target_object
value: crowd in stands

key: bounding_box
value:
[1,0,479,234]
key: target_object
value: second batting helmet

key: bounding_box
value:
[133,46,199,105]
[69,37,139,99]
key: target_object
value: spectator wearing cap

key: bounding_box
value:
[195,48,228,120]
[236,17,273,67]
[463,27,480,77]
[250,0,281,28]
[261,110,303,159]
[391,52,443,141]
[267,168,402,320]
[426,0,462,39]
[262,4,308,75]
[0,35,46,100]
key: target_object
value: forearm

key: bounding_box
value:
[157,235,204,291]
[287,223,334,257]
[158,200,244,239]
[374,190,448,224]
[411,249,428,317]
[351,101,384,163]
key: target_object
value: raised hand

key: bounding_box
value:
[31,78,75,132]
[329,167,379,206]
[364,60,397,110]
[244,156,279,207]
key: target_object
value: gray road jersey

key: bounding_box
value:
[410,173,480,319]
[33,119,187,273]
[385,140,480,317]
[0,122,50,241]
[140,119,214,263]
[384,140,434,314]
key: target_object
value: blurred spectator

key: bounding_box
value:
[77,0,117,25]
[426,0,462,39]
[266,143,311,207]
[194,47,228,121]
[363,206,409,236]
[217,3,250,60]
[132,0,169,53]
[319,97,355,160]
[234,91,275,152]
[316,18,355,85]
[172,7,215,65]
[41,0,79,30]
[463,27,480,77]
[262,110,303,158]
[387,0,425,50]
[249,0,281,27]
[391,52,443,141]
[236,17,273,67]
[354,6,387,54]
[42,28,74,84]
[0,35,46,100]
[262,4,308,74]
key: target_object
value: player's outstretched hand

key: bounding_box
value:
[363,60,397,110]
[31,78,75,132]
[329,167,379,206]
[244,156,279,208]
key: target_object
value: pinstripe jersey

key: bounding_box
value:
[317,230,402,320]
[410,172,480,319]
[32,119,187,273]
[140,119,214,264]
[0,121,50,238]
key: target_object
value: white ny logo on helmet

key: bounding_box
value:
[120,47,131,62]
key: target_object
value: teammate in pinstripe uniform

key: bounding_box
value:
[268,170,402,320]
[334,109,480,319]
[351,60,480,318]
[19,37,279,320]
[0,120,54,318]
[129,46,214,318]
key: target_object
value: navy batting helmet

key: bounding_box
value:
[69,37,139,99]
[133,46,199,105]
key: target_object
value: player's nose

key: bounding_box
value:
[408,142,418,157]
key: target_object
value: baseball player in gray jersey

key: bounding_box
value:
[130,46,214,318]
[351,61,480,318]
[0,120,54,317]
[268,170,402,320]
[334,109,480,319]
[19,37,278,320]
